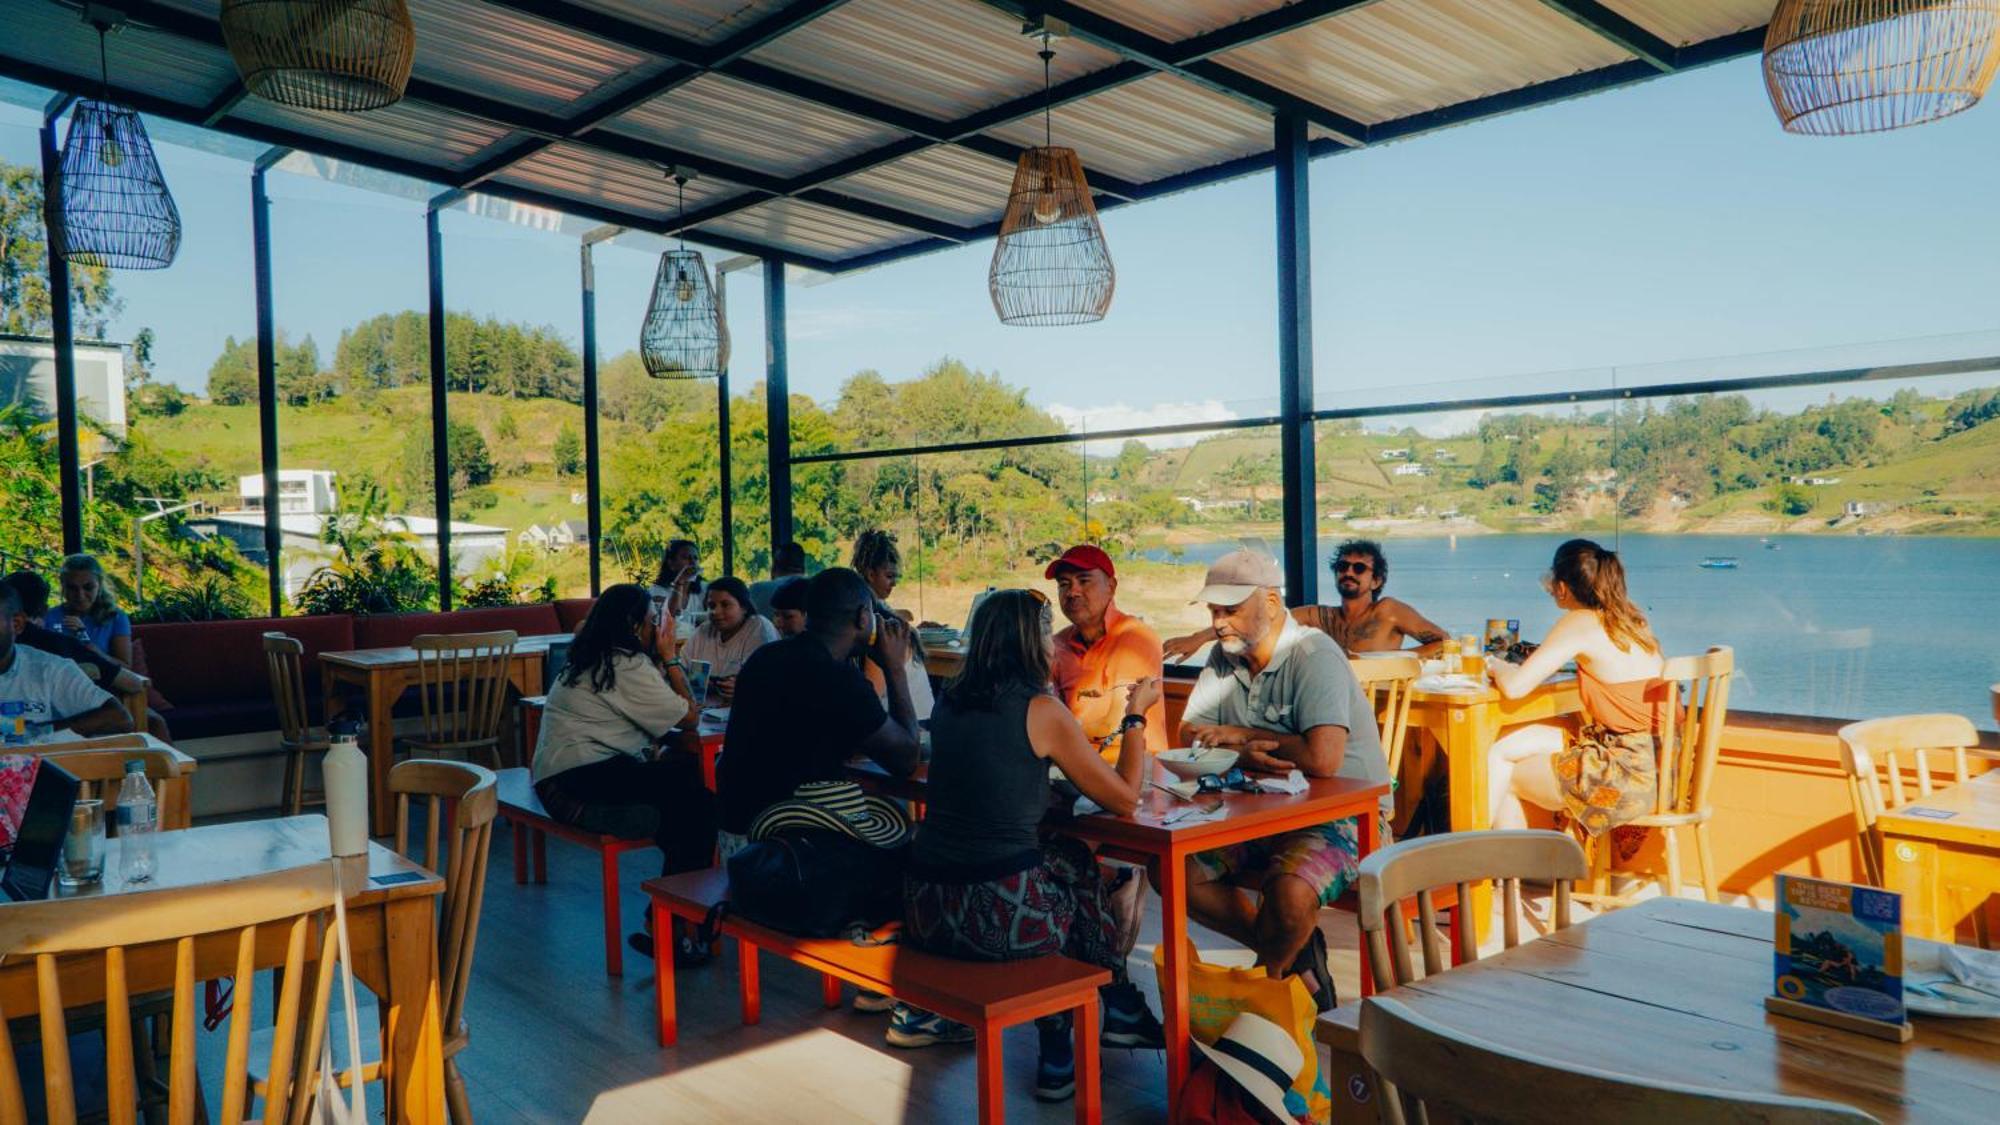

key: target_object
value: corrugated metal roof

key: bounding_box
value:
[1219,0,1635,126]
[586,0,802,45]
[234,96,509,170]
[828,144,1018,225]
[988,73,1272,184]
[406,0,648,115]
[25,4,238,109]
[494,141,747,220]
[1069,0,1298,43]
[1602,0,1770,47]
[703,195,925,259]
[746,0,1123,119]
[606,74,902,178]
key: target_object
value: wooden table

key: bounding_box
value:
[1318,898,2000,1123]
[324,633,568,834]
[8,815,447,1122]
[1405,677,1581,940]
[854,758,1387,1112]
[1880,771,2000,946]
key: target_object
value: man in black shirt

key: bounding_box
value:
[717,567,922,845]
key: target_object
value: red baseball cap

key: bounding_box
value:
[1044,544,1115,580]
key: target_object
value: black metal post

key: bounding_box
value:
[580,236,600,592]
[252,151,286,615]
[426,204,453,610]
[718,366,735,577]
[763,258,792,551]
[1274,111,1318,607]
[39,104,83,558]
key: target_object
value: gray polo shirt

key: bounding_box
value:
[1183,615,1392,821]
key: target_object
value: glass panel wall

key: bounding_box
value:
[0,96,66,579]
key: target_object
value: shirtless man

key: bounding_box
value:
[1164,539,1448,659]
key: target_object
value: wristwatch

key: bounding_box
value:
[1116,713,1147,735]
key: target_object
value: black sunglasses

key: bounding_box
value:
[1334,560,1373,575]
[1195,767,1258,794]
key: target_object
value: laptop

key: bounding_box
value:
[1,759,80,902]
[542,638,572,692]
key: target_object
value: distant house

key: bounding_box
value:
[1844,500,1887,519]
[520,520,588,550]
[1432,448,1456,461]
[1379,448,1410,460]
[519,525,555,550]
[1177,496,1250,513]
[1790,475,1842,486]
[1392,463,1428,477]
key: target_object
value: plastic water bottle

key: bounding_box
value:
[117,760,157,884]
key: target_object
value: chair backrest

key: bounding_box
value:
[261,632,313,745]
[1356,830,1587,991]
[391,759,498,1042]
[0,863,342,1125]
[1836,712,1980,885]
[1360,996,1879,1125]
[75,664,150,732]
[411,631,518,749]
[35,746,191,831]
[1350,652,1421,780]
[1654,645,1734,818]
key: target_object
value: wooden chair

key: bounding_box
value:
[1360,995,1879,1125]
[1350,652,1420,783]
[250,760,496,1124]
[36,746,193,831]
[1837,713,1981,886]
[264,632,331,815]
[1583,645,1735,907]
[0,863,344,1125]
[75,663,151,739]
[405,632,518,770]
[1358,830,1587,992]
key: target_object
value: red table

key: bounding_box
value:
[855,759,1387,1112]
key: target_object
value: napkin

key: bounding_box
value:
[1906,940,2000,999]
[1255,769,1309,795]
[1161,778,1203,801]
[1074,795,1105,817]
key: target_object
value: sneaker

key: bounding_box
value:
[885,1004,975,1048]
[1099,981,1165,1050]
[629,920,713,969]
[1035,1017,1076,1102]
[1287,926,1337,1014]
[852,989,896,1013]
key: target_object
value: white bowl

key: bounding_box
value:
[1157,747,1240,781]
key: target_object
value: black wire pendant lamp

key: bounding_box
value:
[53,24,181,270]
[219,0,417,112]
[641,171,728,379]
[988,29,1114,326]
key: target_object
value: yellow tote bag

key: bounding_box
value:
[1156,940,1331,1123]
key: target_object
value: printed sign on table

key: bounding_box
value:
[1774,874,1906,1028]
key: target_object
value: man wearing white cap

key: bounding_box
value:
[1176,548,1391,1013]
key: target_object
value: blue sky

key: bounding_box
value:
[6,53,2000,428]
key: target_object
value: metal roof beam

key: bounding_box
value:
[981,1,1369,145]
[199,82,250,126]
[1533,2,1676,71]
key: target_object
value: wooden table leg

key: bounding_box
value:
[976,1023,1005,1125]
[1158,844,1190,1117]
[738,939,761,1025]
[1073,997,1101,1125]
[381,896,445,1124]
[1443,704,1497,944]
[653,898,678,1047]
[367,674,399,837]
[602,846,625,977]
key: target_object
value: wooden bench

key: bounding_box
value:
[643,869,1111,1125]
[494,766,654,977]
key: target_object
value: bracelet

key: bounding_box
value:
[1117,713,1147,734]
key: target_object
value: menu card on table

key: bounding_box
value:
[1769,874,1910,1041]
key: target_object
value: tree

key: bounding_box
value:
[0,161,122,339]
[207,336,257,405]
[401,420,494,497]
[553,423,582,477]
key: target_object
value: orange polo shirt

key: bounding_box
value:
[1052,605,1167,758]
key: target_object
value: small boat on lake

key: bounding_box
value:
[1699,556,1740,570]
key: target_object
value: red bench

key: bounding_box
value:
[643,868,1110,1124]
[494,766,654,976]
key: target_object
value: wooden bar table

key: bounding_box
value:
[1405,677,1581,940]
[854,758,1387,1114]
[5,816,447,1122]
[1880,770,2000,946]
[323,633,569,834]
[1318,898,2000,1123]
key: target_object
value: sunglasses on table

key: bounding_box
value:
[1195,767,1262,794]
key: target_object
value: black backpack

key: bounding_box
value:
[725,829,908,938]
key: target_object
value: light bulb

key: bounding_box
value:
[674,269,695,303]
[99,122,124,169]
[1031,176,1061,225]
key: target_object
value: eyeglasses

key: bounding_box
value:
[1024,588,1050,607]
[1334,560,1372,575]
[1195,767,1258,794]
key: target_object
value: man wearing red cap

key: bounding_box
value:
[1047,545,1166,757]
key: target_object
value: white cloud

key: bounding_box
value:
[1044,400,1243,455]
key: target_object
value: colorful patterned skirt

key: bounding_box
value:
[902,835,1124,976]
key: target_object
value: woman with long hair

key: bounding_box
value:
[532,584,716,961]
[898,588,1163,1102]
[649,538,703,621]
[849,529,934,719]
[1486,539,1666,836]
[680,576,777,703]
[47,554,131,667]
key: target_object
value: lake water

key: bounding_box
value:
[1160,534,2000,727]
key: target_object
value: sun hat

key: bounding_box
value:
[1191,548,1284,607]
[1044,544,1116,580]
[1191,1011,1305,1124]
[748,780,913,848]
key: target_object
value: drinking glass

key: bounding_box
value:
[58,799,105,887]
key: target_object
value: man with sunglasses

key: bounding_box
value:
[1046,545,1166,758]
[1174,548,1392,1013]
[1163,539,1446,660]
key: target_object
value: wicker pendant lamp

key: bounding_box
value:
[641,172,728,379]
[1764,0,2000,135]
[53,26,181,270]
[219,0,416,112]
[989,33,1113,326]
